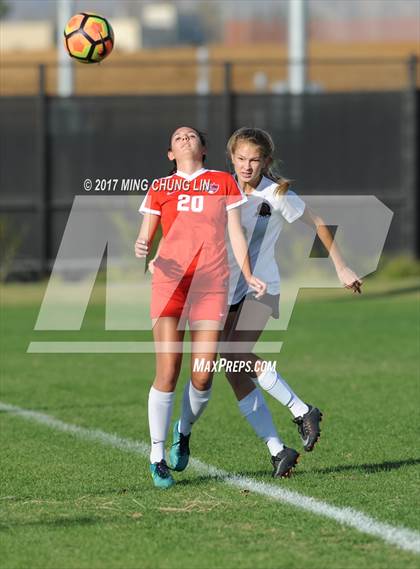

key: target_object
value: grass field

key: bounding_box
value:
[1,278,419,569]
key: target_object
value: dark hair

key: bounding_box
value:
[168,126,207,175]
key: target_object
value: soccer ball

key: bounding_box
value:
[64,13,114,64]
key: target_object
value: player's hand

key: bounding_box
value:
[153,257,183,279]
[148,259,156,274]
[135,238,148,258]
[336,266,363,294]
[246,276,267,299]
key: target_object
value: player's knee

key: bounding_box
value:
[220,353,235,369]
[220,353,244,377]
[154,364,181,391]
[191,372,213,391]
[154,376,177,391]
[220,354,242,388]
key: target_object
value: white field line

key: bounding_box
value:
[1,400,419,555]
[26,341,283,354]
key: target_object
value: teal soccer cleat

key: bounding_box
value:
[169,420,191,471]
[149,459,175,489]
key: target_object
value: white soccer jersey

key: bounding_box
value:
[228,176,306,304]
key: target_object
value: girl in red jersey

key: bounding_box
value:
[135,126,266,488]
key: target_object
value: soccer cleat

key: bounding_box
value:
[169,420,191,472]
[293,404,323,452]
[149,459,175,489]
[271,446,300,478]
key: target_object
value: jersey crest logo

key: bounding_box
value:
[206,183,219,194]
[256,202,272,217]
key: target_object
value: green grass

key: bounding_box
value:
[1,279,419,569]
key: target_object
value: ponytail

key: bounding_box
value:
[264,163,291,197]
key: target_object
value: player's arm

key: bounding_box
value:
[134,213,160,259]
[227,207,266,298]
[148,237,164,273]
[300,207,362,293]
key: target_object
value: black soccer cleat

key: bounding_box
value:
[271,446,300,478]
[293,404,323,452]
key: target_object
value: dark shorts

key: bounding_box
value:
[229,293,280,319]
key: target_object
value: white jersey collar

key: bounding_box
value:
[253,175,275,193]
[236,175,273,196]
[175,168,207,181]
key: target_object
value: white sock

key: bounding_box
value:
[179,380,212,436]
[148,386,175,464]
[238,388,284,456]
[257,369,309,418]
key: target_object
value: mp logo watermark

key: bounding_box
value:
[28,195,393,354]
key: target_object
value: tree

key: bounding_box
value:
[0,0,10,19]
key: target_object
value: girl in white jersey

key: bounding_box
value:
[220,127,362,478]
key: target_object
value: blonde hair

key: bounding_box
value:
[227,127,291,197]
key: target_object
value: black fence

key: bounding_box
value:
[0,76,419,277]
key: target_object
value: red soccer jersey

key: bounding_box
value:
[139,168,246,289]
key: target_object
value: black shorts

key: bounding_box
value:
[229,293,280,319]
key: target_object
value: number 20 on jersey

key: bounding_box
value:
[177,194,204,212]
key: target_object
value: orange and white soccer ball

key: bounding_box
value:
[64,12,114,64]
